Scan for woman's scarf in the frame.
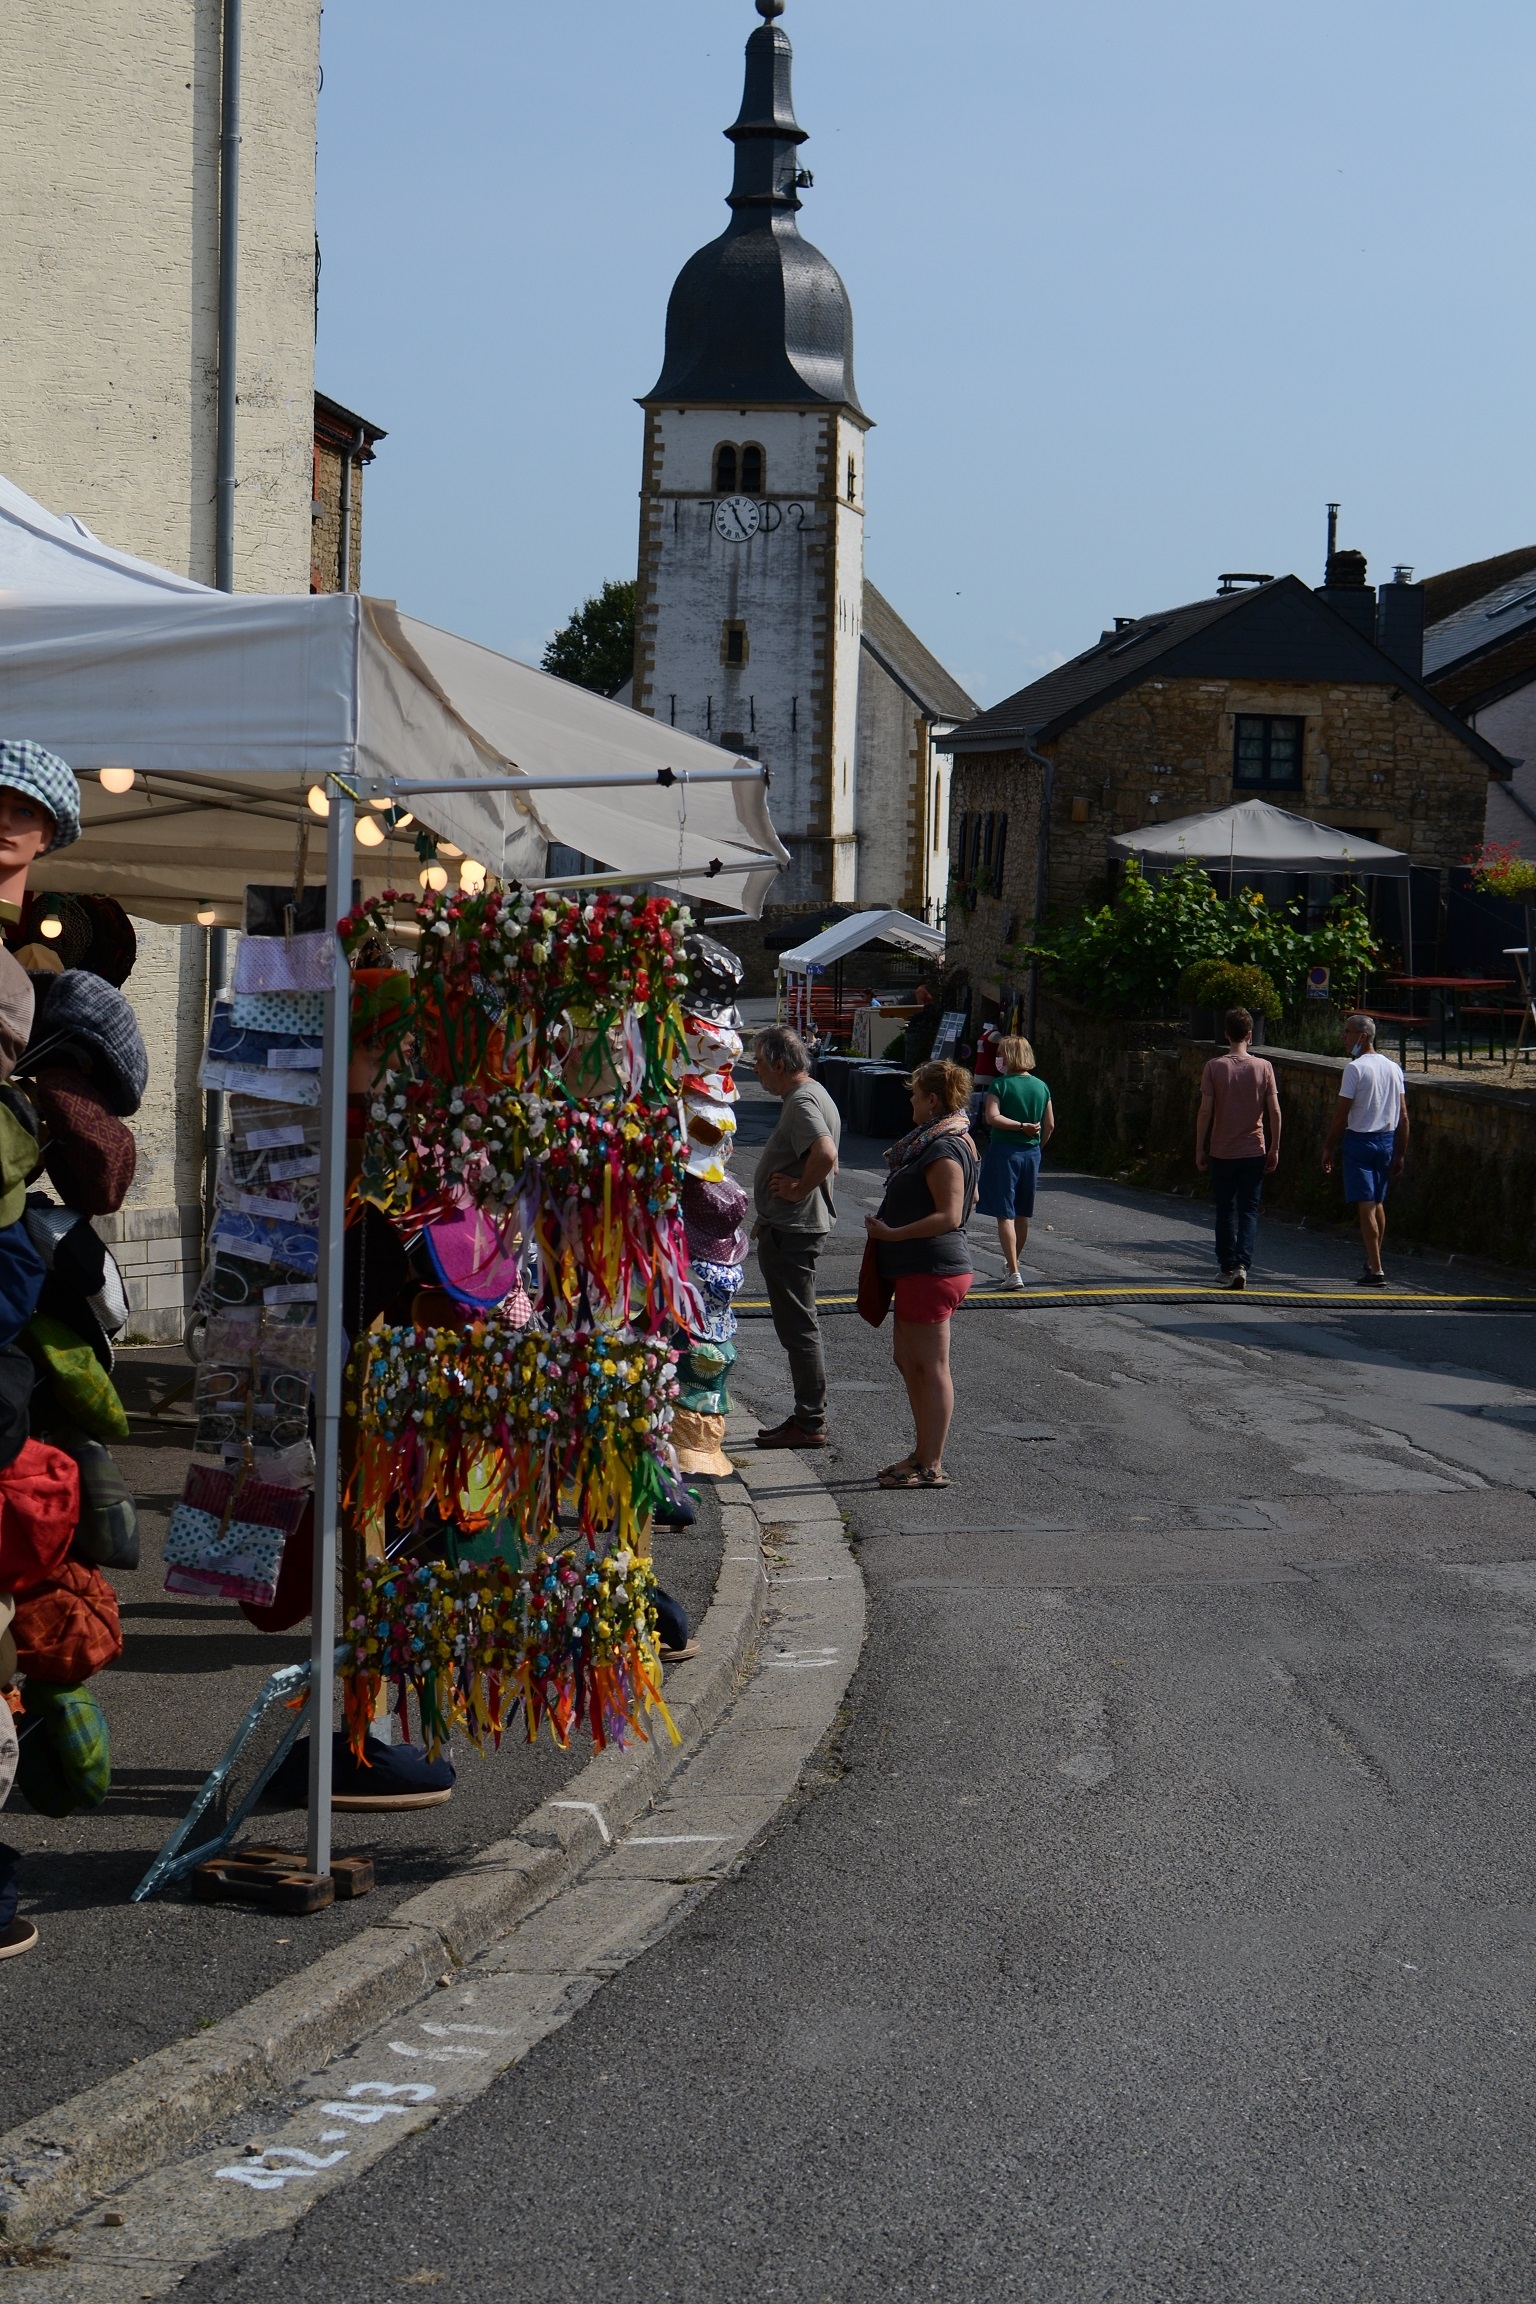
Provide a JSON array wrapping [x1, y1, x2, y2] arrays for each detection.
[[883, 1111, 974, 1173]]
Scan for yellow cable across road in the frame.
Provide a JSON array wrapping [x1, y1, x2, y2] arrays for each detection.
[[734, 1287, 1534, 1311]]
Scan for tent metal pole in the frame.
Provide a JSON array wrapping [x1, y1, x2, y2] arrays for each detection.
[[379, 767, 764, 798], [214, 0, 241, 592], [306, 784, 353, 1878]]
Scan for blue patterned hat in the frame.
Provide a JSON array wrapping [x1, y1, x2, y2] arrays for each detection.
[[0, 740, 81, 851]]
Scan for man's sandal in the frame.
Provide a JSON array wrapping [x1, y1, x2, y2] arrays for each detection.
[[876, 1463, 950, 1489]]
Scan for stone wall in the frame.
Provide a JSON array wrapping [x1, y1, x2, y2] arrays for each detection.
[[947, 673, 1500, 981], [1030, 994, 1536, 1269]]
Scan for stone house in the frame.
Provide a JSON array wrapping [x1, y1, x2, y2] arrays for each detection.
[[939, 572, 1513, 993]]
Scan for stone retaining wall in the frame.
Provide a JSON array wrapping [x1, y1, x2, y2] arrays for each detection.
[[1032, 996, 1536, 1268]]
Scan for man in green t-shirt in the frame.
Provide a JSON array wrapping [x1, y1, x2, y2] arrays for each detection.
[[751, 1025, 841, 1450], [977, 1035, 1054, 1288]]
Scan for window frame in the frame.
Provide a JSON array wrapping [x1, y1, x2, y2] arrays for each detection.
[[740, 442, 765, 494], [1232, 713, 1305, 792], [713, 443, 738, 495], [720, 619, 749, 668]]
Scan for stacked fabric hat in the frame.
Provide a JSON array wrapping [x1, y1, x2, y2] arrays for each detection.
[[672, 962, 748, 1480]]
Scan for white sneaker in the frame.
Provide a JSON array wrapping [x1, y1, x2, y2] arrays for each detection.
[[998, 1270, 1027, 1291]]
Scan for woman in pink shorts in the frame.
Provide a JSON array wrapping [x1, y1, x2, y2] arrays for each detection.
[[863, 1060, 978, 1489]]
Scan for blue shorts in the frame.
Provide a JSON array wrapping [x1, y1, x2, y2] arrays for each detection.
[[977, 1141, 1041, 1220], [1342, 1127, 1397, 1205]]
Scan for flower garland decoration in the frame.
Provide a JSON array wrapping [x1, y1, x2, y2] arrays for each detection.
[[350, 1319, 679, 1547], [340, 1545, 674, 1759], [360, 1077, 696, 1328], [338, 883, 692, 1092]]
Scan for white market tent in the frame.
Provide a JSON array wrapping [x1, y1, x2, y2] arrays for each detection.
[[778, 907, 945, 974], [0, 469, 791, 1891], [1108, 797, 1409, 881], [0, 473, 790, 923]]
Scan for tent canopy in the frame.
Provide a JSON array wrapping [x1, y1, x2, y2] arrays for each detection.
[[1107, 798, 1409, 880], [0, 474, 789, 921], [778, 907, 945, 975]]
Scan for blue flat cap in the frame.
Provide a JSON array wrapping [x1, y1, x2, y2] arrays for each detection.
[[0, 740, 81, 851]]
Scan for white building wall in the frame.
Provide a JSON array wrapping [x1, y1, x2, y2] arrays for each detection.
[[1476, 685, 1536, 854], [827, 413, 865, 903], [0, 0, 322, 1335], [636, 404, 867, 909]]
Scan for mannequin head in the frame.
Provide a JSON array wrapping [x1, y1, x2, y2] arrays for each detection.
[[0, 786, 56, 908]]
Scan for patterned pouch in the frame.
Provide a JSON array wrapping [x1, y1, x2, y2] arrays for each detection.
[[232, 991, 327, 1035], [233, 932, 335, 994]]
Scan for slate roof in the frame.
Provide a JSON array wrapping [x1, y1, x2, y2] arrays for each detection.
[[643, 7, 864, 415], [860, 584, 976, 722], [1420, 550, 1536, 717], [937, 575, 1511, 778]]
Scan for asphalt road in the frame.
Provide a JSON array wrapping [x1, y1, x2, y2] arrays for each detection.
[[6, 1350, 722, 2126], [180, 1089, 1536, 2300]]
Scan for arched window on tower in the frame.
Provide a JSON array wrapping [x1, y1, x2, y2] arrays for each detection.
[[740, 443, 764, 494], [714, 443, 738, 494]]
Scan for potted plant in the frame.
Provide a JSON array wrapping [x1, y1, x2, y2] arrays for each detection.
[[1177, 958, 1282, 1045], [1464, 842, 1536, 978]]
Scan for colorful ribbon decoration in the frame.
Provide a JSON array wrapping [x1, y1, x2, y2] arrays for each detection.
[[350, 1320, 678, 1549], [340, 1546, 676, 1759]]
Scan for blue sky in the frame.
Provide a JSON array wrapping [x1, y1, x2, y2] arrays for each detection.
[[316, 0, 1535, 709]]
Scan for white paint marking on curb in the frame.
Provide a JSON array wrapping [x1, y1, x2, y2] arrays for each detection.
[[549, 1798, 612, 1843], [765, 1648, 841, 1668], [387, 2041, 488, 2062], [625, 1834, 729, 1846], [418, 2022, 512, 2039]]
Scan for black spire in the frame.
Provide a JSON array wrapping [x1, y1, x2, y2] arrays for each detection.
[[643, 1, 866, 417]]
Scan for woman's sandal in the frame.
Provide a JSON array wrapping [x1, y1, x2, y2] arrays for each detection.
[[876, 1463, 951, 1489]]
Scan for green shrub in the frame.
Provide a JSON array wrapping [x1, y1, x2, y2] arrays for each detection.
[[1008, 860, 1377, 1019], [1178, 958, 1282, 1023]]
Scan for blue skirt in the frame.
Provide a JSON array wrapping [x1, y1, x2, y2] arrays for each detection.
[[977, 1141, 1041, 1220]]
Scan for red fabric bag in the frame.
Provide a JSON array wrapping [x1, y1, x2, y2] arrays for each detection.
[[239, 1497, 314, 1633], [0, 1437, 82, 1595], [856, 1238, 894, 1329], [13, 1558, 122, 1680]]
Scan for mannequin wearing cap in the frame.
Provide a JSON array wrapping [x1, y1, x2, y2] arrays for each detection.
[[0, 738, 85, 1078]]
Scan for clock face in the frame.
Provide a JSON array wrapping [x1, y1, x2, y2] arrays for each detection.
[[714, 494, 762, 543]]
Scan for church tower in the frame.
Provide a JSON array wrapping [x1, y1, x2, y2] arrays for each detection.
[[633, 0, 869, 910]]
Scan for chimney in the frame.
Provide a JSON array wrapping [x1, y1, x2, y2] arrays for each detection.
[[1375, 567, 1424, 679], [1318, 544, 1376, 638]]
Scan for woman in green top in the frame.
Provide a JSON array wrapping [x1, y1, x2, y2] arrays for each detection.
[[977, 1035, 1054, 1289]]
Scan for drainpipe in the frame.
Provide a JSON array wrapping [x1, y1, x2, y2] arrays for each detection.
[[204, 0, 240, 1267], [214, 0, 241, 591], [1022, 733, 1055, 1041]]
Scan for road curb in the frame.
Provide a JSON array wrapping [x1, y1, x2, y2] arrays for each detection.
[[0, 1429, 774, 2249]]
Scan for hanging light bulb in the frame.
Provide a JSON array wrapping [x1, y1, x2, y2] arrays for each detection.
[[98, 766, 136, 796], [38, 909, 63, 939], [368, 794, 394, 812], [438, 841, 463, 859], [195, 903, 218, 926], [393, 810, 415, 830], [419, 864, 449, 893], [459, 859, 487, 895], [355, 816, 385, 848], [306, 785, 330, 818]]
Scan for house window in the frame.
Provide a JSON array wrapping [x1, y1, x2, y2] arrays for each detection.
[[1233, 714, 1304, 790], [740, 443, 764, 493], [932, 773, 942, 851], [991, 813, 1009, 898], [721, 620, 748, 667], [846, 455, 857, 500], [714, 443, 738, 494]]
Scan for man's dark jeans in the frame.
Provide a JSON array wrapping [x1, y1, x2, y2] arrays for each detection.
[[756, 1223, 827, 1431], [1209, 1155, 1266, 1274]]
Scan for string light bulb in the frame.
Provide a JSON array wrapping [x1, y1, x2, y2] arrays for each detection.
[[438, 841, 463, 859], [98, 766, 136, 796], [355, 816, 385, 848], [38, 911, 63, 939], [195, 903, 218, 926], [306, 785, 330, 818], [419, 864, 449, 893], [459, 860, 487, 895]]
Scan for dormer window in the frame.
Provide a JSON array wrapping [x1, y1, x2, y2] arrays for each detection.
[[714, 444, 738, 494], [740, 443, 764, 493]]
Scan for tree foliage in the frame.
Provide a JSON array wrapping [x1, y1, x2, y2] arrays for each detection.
[[541, 579, 637, 696], [1012, 860, 1378, 1018]]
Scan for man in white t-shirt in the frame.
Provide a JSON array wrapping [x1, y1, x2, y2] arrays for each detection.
[[1321, 1013, 1409, 1287]]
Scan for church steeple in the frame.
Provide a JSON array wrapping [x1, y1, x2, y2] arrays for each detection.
[[642, 0, 865, 416]]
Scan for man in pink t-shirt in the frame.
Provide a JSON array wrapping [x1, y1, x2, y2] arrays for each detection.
[[1194, 1006, 1282, 1291]]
